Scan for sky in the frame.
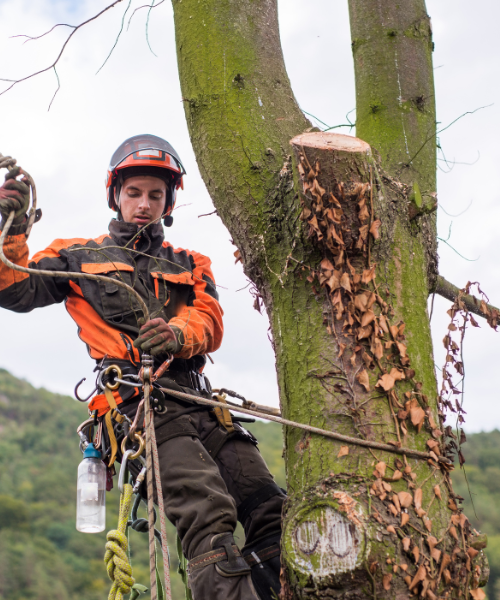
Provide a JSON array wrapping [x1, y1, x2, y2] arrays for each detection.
[[0, 0, 499, 432]]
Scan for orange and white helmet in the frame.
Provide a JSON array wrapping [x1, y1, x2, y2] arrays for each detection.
[[106, 134, 186, 226]]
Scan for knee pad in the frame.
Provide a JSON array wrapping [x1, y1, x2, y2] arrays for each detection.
[[237, 482, 285, 525]]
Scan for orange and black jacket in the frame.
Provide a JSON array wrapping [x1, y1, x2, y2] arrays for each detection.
[[0, 218, 223, 414]]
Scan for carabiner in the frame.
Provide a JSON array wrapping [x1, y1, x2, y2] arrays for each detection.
[[119, 449, 135, 493]]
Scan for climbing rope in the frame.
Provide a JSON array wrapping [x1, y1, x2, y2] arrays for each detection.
[[149, 402, 172, 596], [0, 155, 150, 321], [159, 387, 453, 466], [143, 357, 172, 600], [104, 483, 136, 600]]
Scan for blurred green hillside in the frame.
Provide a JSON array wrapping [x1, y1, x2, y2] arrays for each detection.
[[0, 369, 284, 600], [0, 368, 499, 598]]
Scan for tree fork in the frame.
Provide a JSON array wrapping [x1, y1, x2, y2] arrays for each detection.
[[171, 0, 488, 596]]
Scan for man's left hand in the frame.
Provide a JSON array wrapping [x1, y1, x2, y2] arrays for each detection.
[[133, 318, 183, 356]]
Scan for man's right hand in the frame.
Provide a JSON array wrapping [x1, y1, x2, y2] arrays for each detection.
[[0, 167, 30, 225]]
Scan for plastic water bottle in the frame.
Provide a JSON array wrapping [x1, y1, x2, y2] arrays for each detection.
[[76, 443, 106, 533]]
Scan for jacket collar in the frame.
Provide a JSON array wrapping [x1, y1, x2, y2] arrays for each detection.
[[108, 219, 164, 254]]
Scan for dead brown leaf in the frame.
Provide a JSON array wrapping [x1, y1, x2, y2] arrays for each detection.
[[337, 445, 349, 458], [361, 265, 376, 284], [390, 368, 405, 382], [396, 342, 407, 358], [401, 513, 409, 526], [398, 491, 413, 508], [326, 274, 340, 290], [375, 461, 387, 478], [371, 336, 384, 360], [434, 485, 442, 500], [340, 272, 351, 292], [370, 219, 381, 239], [414, 488, 423, 510], [409, 565, 426, 590], [410, 405, 426, 429], [361, 309, 375, 327], [376, 373, 396, 391], [357, 325, 372, 340], [382, 573, 392, 591], [354, 292, 369, 312], [320, 257, 335, 273], [356, 369, 370, 392], [402, 537, 411, 552], [378, 314, 389, 333], [470, 589, 486, 600]]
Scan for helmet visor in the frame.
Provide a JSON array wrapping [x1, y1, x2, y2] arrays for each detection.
[[109, 134, 186, 174]]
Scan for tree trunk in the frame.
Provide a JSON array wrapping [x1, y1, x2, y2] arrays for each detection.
[[171, 0, 488, 597], [349, 0, 438, 287]]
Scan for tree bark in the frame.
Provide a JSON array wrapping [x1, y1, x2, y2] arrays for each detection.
[[171, 0, 488, 598], [349, 0, 438, 288]]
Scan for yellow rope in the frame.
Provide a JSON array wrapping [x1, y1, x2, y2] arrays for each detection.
[[104, 483, 135, 600]]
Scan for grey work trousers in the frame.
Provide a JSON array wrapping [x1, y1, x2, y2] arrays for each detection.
[[154, 410, 283, 557], [118, 405, 284, 599]]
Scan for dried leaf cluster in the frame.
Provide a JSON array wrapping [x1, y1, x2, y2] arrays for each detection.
[[439, 282, 499, 467], [297, 153, 487, 598]]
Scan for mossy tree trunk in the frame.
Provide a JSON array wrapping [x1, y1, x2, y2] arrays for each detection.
[[171, 0, 488, 597]]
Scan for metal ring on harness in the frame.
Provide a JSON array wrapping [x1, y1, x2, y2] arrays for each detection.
[[121, 431, 145, 460], [103, 364, 123, 390]]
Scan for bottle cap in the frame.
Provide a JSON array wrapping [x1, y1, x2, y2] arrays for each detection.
[[83, 443, 102, 459]]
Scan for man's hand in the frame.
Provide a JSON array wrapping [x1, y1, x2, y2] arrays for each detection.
[[0, 167, 30, 225], [133, 318, 183, 356]]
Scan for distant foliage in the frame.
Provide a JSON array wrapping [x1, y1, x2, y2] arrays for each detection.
[[450, 430, 500, 599], [0, 369, 286, 599]]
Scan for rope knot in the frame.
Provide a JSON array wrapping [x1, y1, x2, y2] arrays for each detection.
[[104, 483, 136, 600]]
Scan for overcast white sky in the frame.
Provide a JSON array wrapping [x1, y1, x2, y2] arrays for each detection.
[[0, 0, 499, 432]]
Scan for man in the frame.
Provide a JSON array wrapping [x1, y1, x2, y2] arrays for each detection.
[[0, 135, 284, 600]]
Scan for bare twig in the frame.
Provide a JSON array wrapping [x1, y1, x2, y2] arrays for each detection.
[[0, 0, 125, 101], [407, 104, 493, 166], [127, 0, 165, 32], [96, 0, 133, 74], [198, 210, 217, 218]]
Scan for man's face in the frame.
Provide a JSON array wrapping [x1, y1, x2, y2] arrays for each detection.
[[119, 175, 167, 226]]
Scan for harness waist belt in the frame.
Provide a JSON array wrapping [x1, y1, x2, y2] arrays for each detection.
[[100, 359, 212, 394]]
